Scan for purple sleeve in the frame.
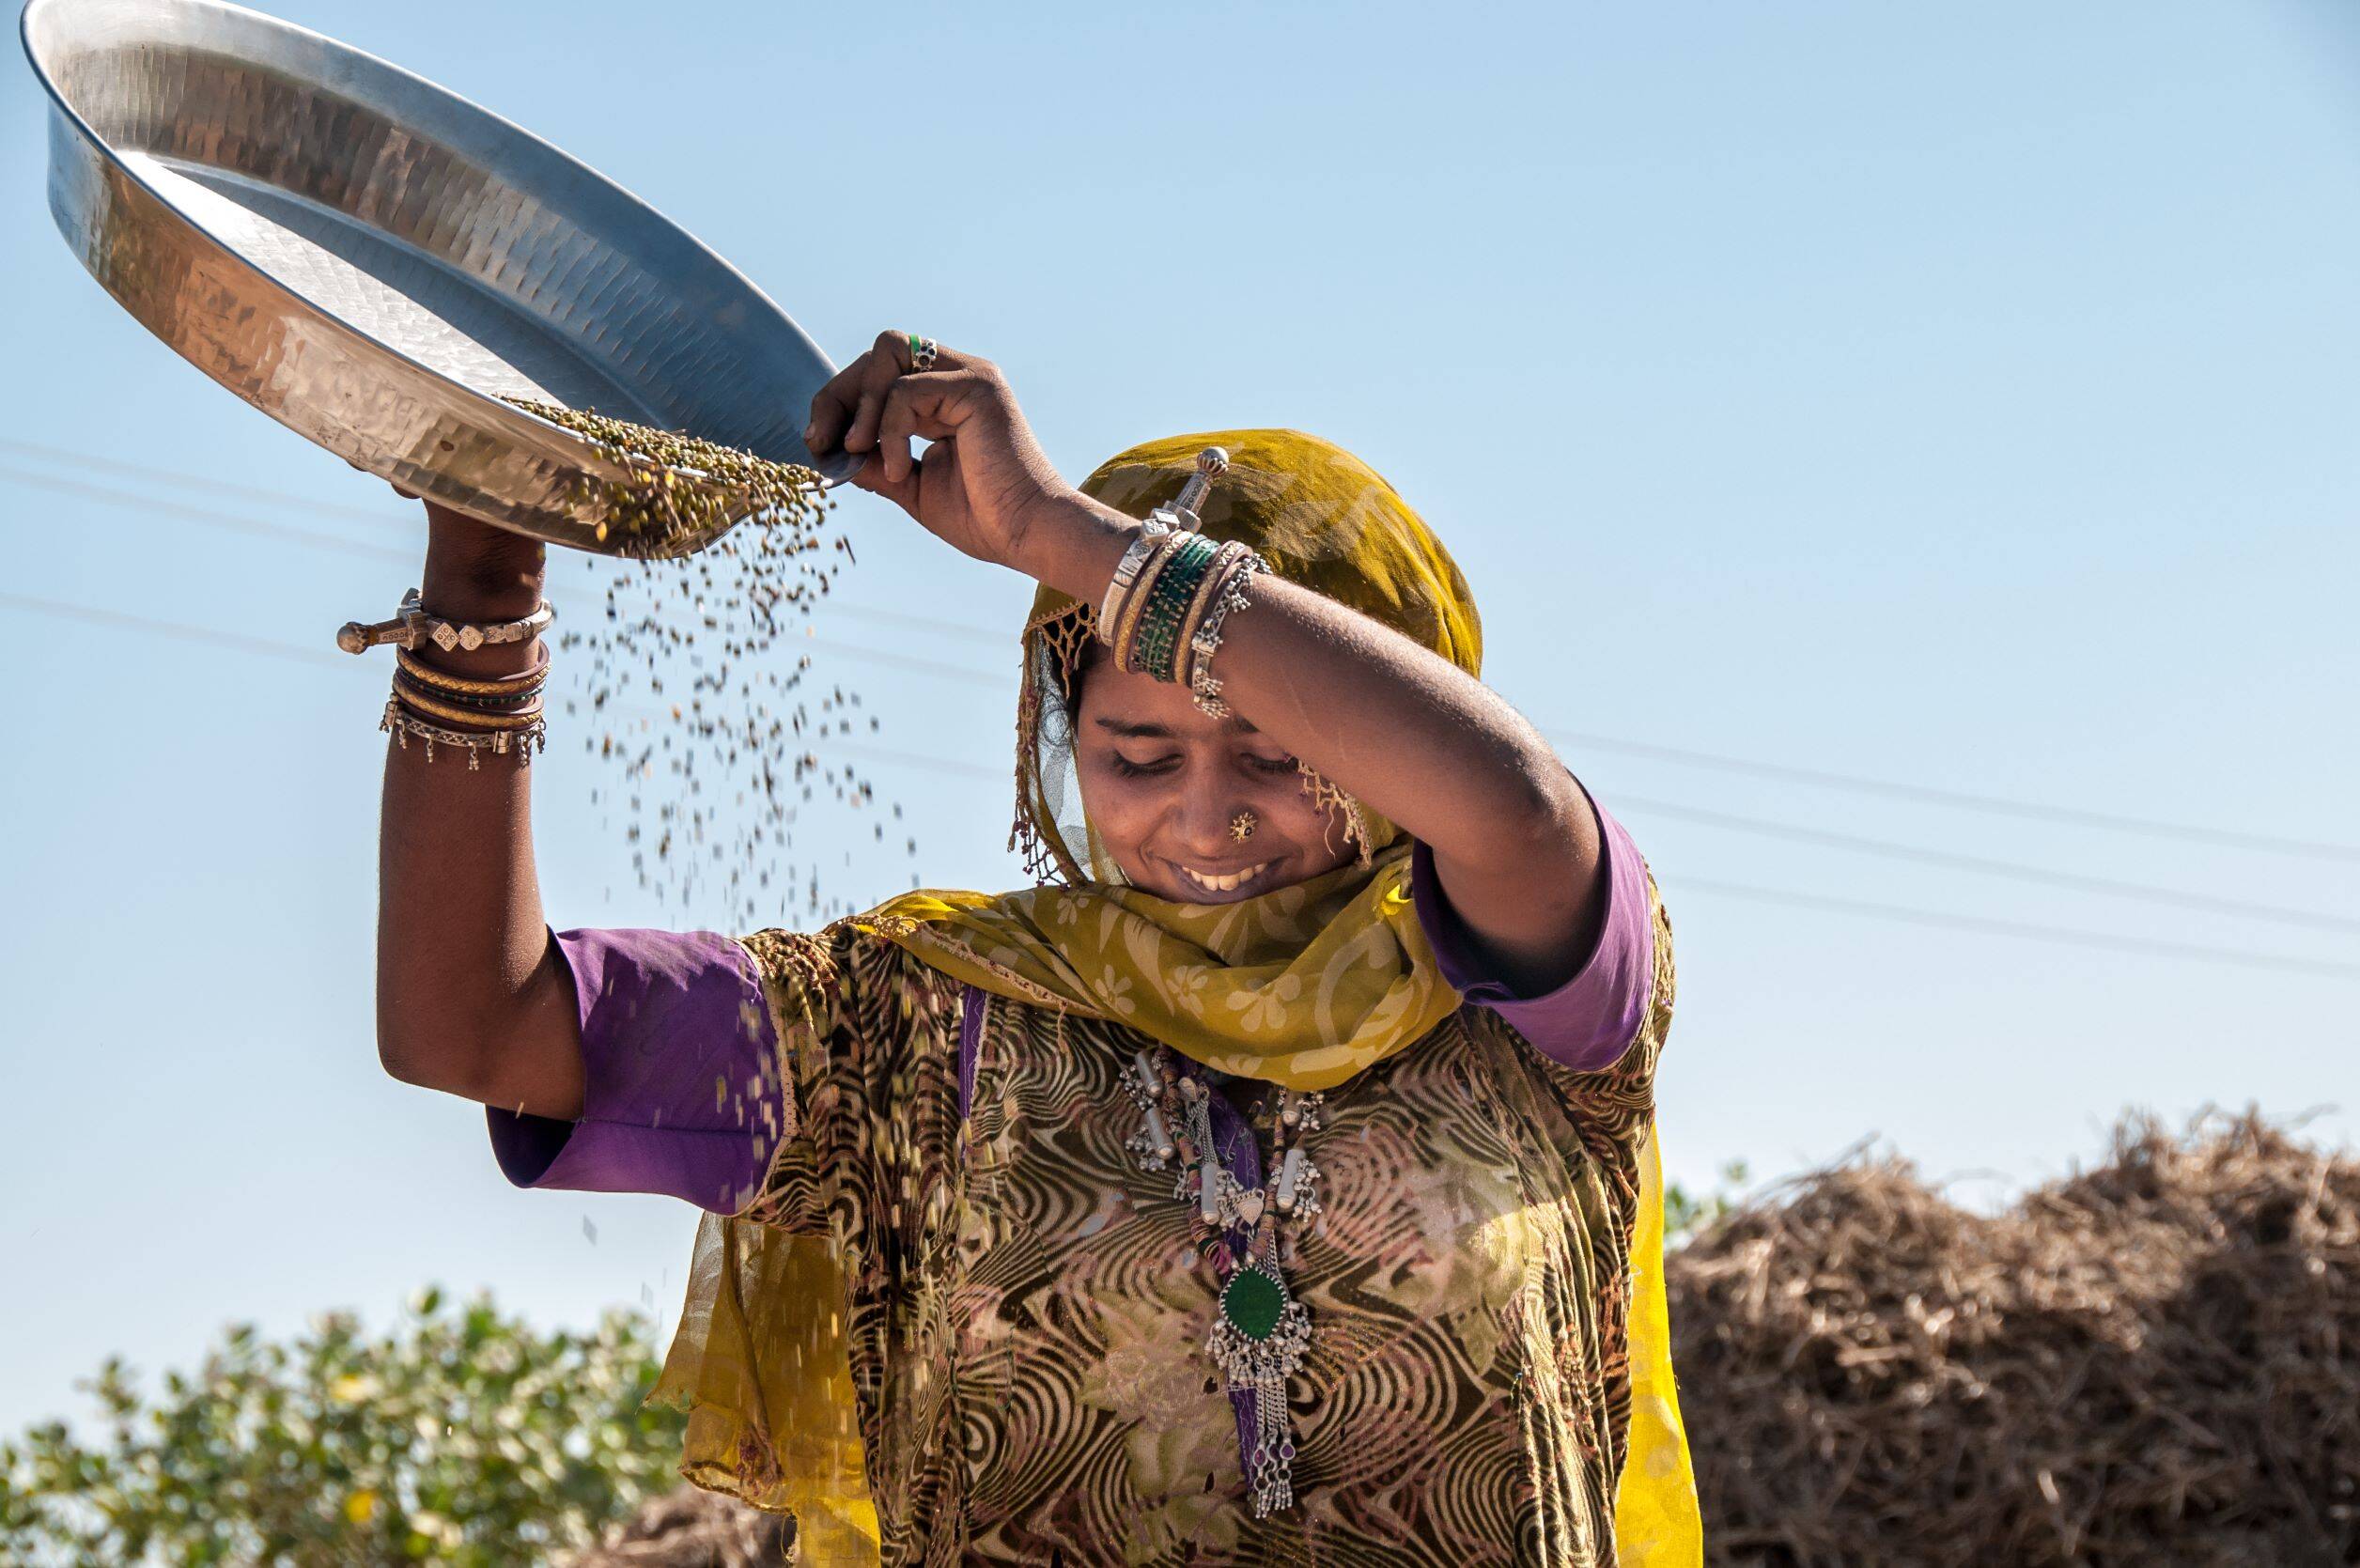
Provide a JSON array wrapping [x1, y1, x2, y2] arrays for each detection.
[[1410, 782, 1655, 1074], [485, 928, 784, 1214]]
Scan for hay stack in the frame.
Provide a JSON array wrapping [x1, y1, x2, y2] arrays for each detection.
[[1669, 1110, 2359, 1566], [567, 1483, 794, 1567]]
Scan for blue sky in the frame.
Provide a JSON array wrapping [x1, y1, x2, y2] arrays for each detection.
[[3, 0, 2355, 1435]]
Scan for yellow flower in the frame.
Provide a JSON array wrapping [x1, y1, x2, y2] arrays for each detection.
[[344, 1488, 379, 1525], [1167, 964, 1212, 1018], [1227, 973, 1301, 1033]]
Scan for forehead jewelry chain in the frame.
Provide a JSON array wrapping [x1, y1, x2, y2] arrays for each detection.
[[1230, 810, 1258, 843]]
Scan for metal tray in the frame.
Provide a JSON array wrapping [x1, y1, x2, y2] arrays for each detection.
[[22, 0, 858, 557]]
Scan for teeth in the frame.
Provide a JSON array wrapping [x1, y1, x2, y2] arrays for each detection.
[[1180, 861, 1268, 893]]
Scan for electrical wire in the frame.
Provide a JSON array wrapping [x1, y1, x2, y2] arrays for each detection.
[[1612, 796, 2360, 935], [782, 630, 2360, 934], [0, 437, 412, 526], [1672, 877, 2360, 982], [0, 589, 348, 668], [8, 434, 2353, 861], [15, 586, 2342, 982], [0, 465, 411, 565], [1536, 724, 2360, 863]]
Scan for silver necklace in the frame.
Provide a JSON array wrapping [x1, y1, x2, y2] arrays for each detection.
[[1120, 1046, 1325, 1515]]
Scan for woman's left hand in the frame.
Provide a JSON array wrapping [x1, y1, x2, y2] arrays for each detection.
[[806, 331, 1070, 574]]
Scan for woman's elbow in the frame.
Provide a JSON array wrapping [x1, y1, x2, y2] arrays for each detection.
[[375, 1001, 493, 1098], [377, 1028, 471, 1094], [1481, 753, 1593, 871]]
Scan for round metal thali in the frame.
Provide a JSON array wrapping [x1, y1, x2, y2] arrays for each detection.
[[22, 0, 859, 557]]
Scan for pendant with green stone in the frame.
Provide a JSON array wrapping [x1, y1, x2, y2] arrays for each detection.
[[1207, 1261, 1312, 1388]]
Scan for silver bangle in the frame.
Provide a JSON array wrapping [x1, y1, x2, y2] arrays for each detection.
[[1095, 509, 1178, 643], [380, 695, 548, 770], [1187, 549, 1268, 718], [1095, 449, 1231, 642], [339, 588, 554, 656]]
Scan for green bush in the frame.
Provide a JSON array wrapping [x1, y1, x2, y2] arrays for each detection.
[[0, 1287, 685, 1566]]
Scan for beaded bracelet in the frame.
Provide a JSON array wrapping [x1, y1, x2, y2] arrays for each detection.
[[394, 673, 544, 721], [1172, 538, 1245, 675], [1127, 534, 1221, 683], [394, 645, 549, 714]]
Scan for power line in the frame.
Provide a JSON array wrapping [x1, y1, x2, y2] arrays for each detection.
[[1617, 795, 2360, 935], [11, 435, 2358, 861], [800, 598, 1008, 651], [0, 590, 348, 668], [1539, 724, 2360, 863], [1669, 877, 2360, 983], [799, 633, 1002, 691], [583, 684, 2360, 978], [0, 452, 1010, 650], [0, 437, 414, 527], [13, 438, 2360, 927], [792, 633, 2360, 935], [0, 466, 411, 565], [1, 585, 2348, 983]]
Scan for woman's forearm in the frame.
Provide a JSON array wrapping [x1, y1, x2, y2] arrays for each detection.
[[374, 509, 583, 1118], [1016, 489, 1601, 983], [1019, 491, 1587, 862]]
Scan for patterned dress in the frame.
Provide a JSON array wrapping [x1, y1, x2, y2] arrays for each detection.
[[489, 819, 1672, 1567]]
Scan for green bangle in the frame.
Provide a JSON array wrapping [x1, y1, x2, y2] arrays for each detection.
[[1127, 533, 1219, 683], [1128, 544, 1203, 682]]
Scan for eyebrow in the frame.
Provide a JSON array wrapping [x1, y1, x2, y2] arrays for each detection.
[[1093, 717, 1260, 739]]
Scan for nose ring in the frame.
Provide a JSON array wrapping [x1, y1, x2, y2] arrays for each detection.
[[1230, 810, 1258, 843]]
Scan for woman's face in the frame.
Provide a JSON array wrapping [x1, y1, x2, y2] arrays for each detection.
[[1072, 658, 1356, 903]]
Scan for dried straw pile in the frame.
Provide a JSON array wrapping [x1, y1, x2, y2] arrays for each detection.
[[568, 1483, 795, 1568], [1669, 1110, 2359, 1566], [575, 1112, 2356, 1566]]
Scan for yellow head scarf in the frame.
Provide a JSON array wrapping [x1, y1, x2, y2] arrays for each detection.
[[859, 430, 1482, 1087], [660, 429, 1699, 1565]]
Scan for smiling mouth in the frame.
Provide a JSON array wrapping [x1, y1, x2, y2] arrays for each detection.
[[1174, 859, 1276, 894]]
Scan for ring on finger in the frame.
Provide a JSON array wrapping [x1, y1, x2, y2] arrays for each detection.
[[907, 333, 939, 371]]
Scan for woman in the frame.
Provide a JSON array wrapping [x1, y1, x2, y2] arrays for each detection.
[[374, 333, 1700, 1566]]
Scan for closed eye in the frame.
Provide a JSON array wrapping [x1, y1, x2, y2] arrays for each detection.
[[1109, 753, 1182, 777]]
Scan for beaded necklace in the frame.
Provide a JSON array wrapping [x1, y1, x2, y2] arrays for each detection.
[[1119, 1046, 1326, 1516]]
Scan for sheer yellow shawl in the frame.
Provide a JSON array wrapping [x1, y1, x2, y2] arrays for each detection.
[[656, 430, 1700, 1565]]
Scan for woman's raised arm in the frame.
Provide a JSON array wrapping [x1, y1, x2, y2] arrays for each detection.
[[810, 334, 1604, 995], [374, 502, 584, 1119], [1022, 498, 1603, 993]]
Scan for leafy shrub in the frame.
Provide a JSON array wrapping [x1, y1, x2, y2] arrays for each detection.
[[0, 1287, 685, 1566]]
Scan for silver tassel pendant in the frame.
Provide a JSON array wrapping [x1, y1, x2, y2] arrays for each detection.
[[1204, 1257, 1311, 1518]]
